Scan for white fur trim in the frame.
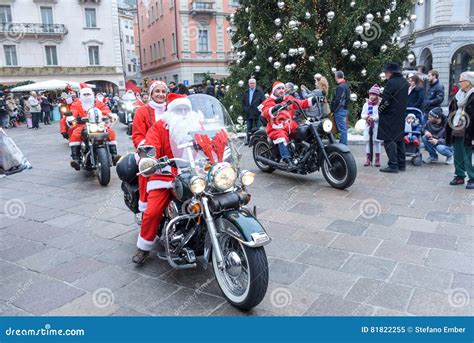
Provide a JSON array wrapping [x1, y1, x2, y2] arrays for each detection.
[[69, 142, 81, 146], [108, 141, 117, 145], [138, 139, 146, 147], [138, 200, 148, 212], [167, 98, 192, 113], [273, 138, 287, 144], [137, 234, 156, 251], [272, 82, 285, 94], [146, 180, 174, 193], [272, 123, 284, 129]]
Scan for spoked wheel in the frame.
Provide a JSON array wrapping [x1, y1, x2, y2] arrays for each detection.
[[321, 149, 357, 190], [212, 232, 268, 310], [96, 148, 111, 186], [252, 140, 275, 173]]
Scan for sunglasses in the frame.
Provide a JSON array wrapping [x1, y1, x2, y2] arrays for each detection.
[[174, 107, 190, 115]]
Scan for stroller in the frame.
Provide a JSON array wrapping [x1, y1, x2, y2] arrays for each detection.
[[404, 107, 424, 166]]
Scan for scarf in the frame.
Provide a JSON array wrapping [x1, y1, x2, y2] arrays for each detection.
[[148, 100, 166, 121], [453, 87, 474, 126], [367, 99, 379, 128]]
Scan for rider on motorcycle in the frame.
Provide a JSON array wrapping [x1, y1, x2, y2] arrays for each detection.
[[59, 91, 77, 139], [132, 93, 201, 264], [68, 84, 120, 170], [261, 81, 316, 168], [132, 80, 168, 212]]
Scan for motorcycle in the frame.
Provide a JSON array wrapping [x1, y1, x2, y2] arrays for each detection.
[[69, 108, 115, 186], [250, 98, 357, 190], [118, 100, 136, 135], [116, 94, 271, 310]]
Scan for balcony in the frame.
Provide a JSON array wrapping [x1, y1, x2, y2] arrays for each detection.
[[0, 23, 68, 39], [190, 0, 216, 15]]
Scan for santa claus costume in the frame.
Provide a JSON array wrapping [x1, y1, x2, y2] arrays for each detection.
[[68, 83, 120, 170], [133, 94, 194, 264], [132, 80, 168, 212], [59, 87, 77, 139], [260, 81, 314, 165]]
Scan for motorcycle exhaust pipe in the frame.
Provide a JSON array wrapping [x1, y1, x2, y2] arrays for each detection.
[[255, 155, 287, 169]]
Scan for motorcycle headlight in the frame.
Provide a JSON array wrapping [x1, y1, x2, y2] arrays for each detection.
[[190, 176, 207, 194], [240, 170, 256, 186], [98, 122, 106, 132], [321, 119, 333, 133], [121, 104, 126, 109], [89, 123, 98, 133], [126, 103, 134, 111], [138, 158, 157, 177], [211, 162, 237, 191]]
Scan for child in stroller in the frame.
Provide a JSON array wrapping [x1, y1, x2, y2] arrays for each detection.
[[404, 108, 424, 166]]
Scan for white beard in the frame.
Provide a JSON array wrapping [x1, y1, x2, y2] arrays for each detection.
[[164, 110, 202, 145], [80, 97, 94, 111]]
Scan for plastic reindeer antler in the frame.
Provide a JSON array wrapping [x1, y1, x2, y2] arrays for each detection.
[[212, 129, 228, 163], [194, 133, 215, 164]]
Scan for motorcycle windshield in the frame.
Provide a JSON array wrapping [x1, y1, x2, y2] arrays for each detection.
[[169, 94, 240, 175], [87, 108, 103, 124]]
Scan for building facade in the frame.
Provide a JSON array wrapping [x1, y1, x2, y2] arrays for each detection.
[[0, 0, 125, 94], [137, 0, 239, 86], [401, 0, 474, 104], [118, 6, 141, 84]]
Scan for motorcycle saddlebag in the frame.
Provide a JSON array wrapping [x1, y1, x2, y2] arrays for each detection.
[[116, 153, 138, 183], [121, 181, 140, 214]]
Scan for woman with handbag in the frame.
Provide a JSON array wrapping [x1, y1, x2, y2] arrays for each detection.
[[301, 76, 330, 120]]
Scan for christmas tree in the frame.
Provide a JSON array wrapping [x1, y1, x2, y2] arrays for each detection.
[[222, 0, 419, 122]]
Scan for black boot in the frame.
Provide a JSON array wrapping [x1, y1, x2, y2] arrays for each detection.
[[108, 144, 121, 166], [132, 248, 149, 264], [70, 145, 81, 170]]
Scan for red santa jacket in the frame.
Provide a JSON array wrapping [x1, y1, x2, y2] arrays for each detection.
[[59, 99, 79, 134], [142, 120, 176, 193], [70, 99, 111, 118], [132, 103, 165, 148]]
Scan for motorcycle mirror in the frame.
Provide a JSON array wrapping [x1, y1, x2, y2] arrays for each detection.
[[275, 96, 284, 104], [138, 145, 156, 158]]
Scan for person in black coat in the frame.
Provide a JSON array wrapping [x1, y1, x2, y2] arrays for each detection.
[[407, 74, 425, 110], [242, 78, 265, 145], [377, 62, 409, 173], [423, 69, 445, 118]]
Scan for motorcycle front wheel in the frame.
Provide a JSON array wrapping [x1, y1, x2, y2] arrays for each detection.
[[321, 149, 357, 190], [212, 233, 268, 310], [96, 148, 111, 186]]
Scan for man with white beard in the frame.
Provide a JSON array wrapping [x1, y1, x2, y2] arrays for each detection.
[[68, 84, 120, 170], [132, 93, 201, 264]]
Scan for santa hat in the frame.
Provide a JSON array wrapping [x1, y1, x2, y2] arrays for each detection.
[[166, 93, 191, 112], [148, 80, 168, 97], [368, 84, 381, 96], [271, 81, 285, 94], [79, 82, 93, 96]]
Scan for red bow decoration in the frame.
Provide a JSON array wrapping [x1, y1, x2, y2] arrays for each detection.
[[194, 129, 228, 164]]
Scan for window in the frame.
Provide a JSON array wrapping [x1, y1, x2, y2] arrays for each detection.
[[198, 29, 209, 52], [126, 35, 129, 44], [133, 64, 136, 72], [85, 8, 97, 28], [0, 5, 12, 23], [155, 1, 158, 18], [41, 7, 54, 33], [149, 45, 153, 61], [424, 0, 431, 27], [127, 50, 131, 58], [169, 0, 174, 9], [230, 0, 240, 6], [171, 32, 176, 54], [470, 1, 474, 22], [128, 64, 132, 72], [45, 45, 58, 66], [157, 41, 161, 59], [131, 36, 134, 44], [160, 0, 163, 15], [151, 5, 154, 21], [141, 16, 144, 31], [88, 46, 99, 65], [153, 43, 157, 60], [162, 38, 165, 58], [4, 45, 17, 66], [124, 20, 128, 29], [143, 48, 146, 63]]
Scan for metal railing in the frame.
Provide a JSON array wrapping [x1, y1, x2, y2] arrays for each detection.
[[0, 23, 68, 36]]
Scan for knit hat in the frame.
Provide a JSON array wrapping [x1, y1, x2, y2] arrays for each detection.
[[272, 81, 285, 94], [368, 84, 381, 96], [428, 107, 444, 118], [460, 71, 474, 85], [406, 113, 416, 121], [148, 80, 168, 97], [166, 93, 191, 112]]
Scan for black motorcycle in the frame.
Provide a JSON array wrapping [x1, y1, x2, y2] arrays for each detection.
[[250, 98, 357, 190], [118, 100, 136, 135], [116, 94, 270, 310], [72, 108, 115, 186]]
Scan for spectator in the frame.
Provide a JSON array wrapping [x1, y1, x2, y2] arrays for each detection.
[[242, 78, 265, 145], [0, 91, 8, 129], [205, 80, 215, 97], [378, 62, 409, 173], [40, 93, 52, 125], [168, 82, 179, 94], [407, 74, 425, 110], [301, 76, 330, 120], [330, 71, 350, 145], [22, 95, 32, 129], [361, 84, 382, 167], [216, 85, 225, 99], [177, 83, 190, 95], [446, 71, 474, 189], [422, 107, 453, 164], [285, 82, 300, 99], [6, 93, 19, 127], [28, 91, 42, 130], [423, 69, 445, 120], [141, 93, 149, 104]]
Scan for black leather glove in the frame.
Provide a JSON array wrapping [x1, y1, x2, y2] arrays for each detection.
[[61, 132, 69, 139], [271, 104, 284, 115]]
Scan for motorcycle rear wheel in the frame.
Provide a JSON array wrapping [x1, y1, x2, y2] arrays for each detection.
[[97, 148, 111, 186], [252, 140, 275, 173], [212, 232, 268, 310]]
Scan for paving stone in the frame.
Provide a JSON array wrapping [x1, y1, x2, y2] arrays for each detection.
[[0, 215, 29, 229], [363, 225, 412, 244], [94, 243, 137, 268], [46, 256, 108, 283], [425, 211, 466, 225], [341, 255, 397, 280], [374, 241, 428, 265], [304, 294, 374, 316], [2, 221, 69, 244], [436, 223, 472, 239], [43, 214, 86, 229], [0, 239, 46, 262], [293, 266, 358, 296], [326, 219, 368, 236], [90, 222, 135, 240], [160, 266, 222, 298], [345, 278, 413, 312], [111, 306, 149, 316], [387, 205, 426, 219], [46, 293, 120, 316], [0, 232, 27, 251], [68, 237, 123, 258], [329, 234, 381, 255], [126, 253, 174, 279], [288, 202, 324, 216], [393, 217, 439, 233], [456, 238, 473, 256], [209, 303, 276, 316], [425, 249, 474, 275], [17, 248, 78, 273], [113, 230, 139, 245], [390, 263, 452, 292], [0, 259, 24, 277], [292, 229, 338, 247], [72, 265, 140, 292], [356, 213, 398, 227], [44, 230, 93, 249], [268, 258, 309, 286], [295, 245, 350, 270], [373, 308, 409, 316], [451, 273, 474, 298], [0, 300, 32, 316], [407, 288, 473, 316], [265, 237, 309, 261], [407, 231, 457, 251]]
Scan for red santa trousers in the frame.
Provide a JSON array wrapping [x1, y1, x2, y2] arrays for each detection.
[[68, 125, 117, 147]]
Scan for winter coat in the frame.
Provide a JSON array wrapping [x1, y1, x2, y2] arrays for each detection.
[[446, 92, 474, 147], [242, 87, 265, 120], [40, 97, 51, 112], [423, 114, 448, 146], [205, 85, 215, 97], [407, 85, 424, 110], [361, 102, 381, 142], [132, 103, 165, 148], [6, 97, 17, 113], [330, 81, 350, 112], [301, 88, 328, 120], [377, 73, 409, 142], [423, 80, 445, 113], [28, 96, 41, 113]]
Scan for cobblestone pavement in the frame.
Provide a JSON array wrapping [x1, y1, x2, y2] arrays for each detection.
[[0, 123, 472, 316]]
